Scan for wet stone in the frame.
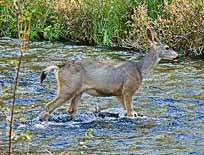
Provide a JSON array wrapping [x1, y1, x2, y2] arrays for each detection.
[[96, 111, 120, 119], [39, 111, 121, 123]]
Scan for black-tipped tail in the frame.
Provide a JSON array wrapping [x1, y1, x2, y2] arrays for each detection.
[[40, 71, 47, 84], [40, 65, 59, 84]]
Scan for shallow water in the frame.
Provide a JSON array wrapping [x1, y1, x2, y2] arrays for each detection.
[[0, 38, 204, 155]]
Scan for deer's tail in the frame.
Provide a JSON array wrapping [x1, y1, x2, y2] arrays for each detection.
[[40, 65, 59, 84]]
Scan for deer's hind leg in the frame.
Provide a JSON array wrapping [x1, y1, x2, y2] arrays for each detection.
[[41, 93, 74, 121], [41, 84, 77, 121], [68, 93, 82, 118]]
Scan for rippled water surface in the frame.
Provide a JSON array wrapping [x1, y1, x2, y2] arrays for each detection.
[[0, 38, 204, 154]]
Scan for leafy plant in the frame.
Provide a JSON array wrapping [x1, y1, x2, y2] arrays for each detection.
[[0, 0, 204, 55]]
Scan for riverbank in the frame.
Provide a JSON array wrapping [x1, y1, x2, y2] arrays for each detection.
[[0, 0, 204, 56]]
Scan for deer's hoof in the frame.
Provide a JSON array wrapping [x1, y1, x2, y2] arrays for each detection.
[[133, 111, 138, 117], [127, 111, 138, 118], [68, 107, 75, 114], [39, 111, 50, 121]]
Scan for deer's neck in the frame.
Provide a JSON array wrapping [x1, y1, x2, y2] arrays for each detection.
[[139, 49, 160, 77]]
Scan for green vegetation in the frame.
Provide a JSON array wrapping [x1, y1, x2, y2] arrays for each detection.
[[0, 0, 204, 55]]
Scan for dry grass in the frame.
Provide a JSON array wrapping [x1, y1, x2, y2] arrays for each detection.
[[123, 4, 151, 49], [1, 0, 204, 55], [126, 0, 204, 55], [155, 0, 204, 55]]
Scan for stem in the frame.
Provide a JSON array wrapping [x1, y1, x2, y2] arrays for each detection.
[[8, 50, 23, 155], [8, 1, 30, 154]]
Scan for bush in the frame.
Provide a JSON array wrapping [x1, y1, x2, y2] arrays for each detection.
[[155, 0, 204, 55], [0, 0, 204, 55], [0, 0, 70, 40], [0, 0, 17, 37], [53, 0, 129, 45], [127, 0, 204, 55]]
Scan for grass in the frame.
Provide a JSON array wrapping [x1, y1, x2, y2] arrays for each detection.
[[0, 0, 203, 55]]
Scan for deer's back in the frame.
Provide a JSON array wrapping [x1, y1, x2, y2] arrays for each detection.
[[58, 60, 142, 96], [81, 60, 142, 96]]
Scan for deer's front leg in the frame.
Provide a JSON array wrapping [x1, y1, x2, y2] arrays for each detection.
[[116, 95, 126, 110], [123, 93, 137, 117]]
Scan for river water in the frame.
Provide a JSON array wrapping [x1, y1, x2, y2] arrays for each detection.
[[0, 38, 204, 154]]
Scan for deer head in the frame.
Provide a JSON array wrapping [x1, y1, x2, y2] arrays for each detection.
[[147, 28, 178, 60]]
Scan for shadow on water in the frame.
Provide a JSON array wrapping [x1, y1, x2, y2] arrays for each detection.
[[0, 37, 204, 154]]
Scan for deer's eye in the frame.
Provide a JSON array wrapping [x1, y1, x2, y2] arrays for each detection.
[[165, 47, 169, 50]]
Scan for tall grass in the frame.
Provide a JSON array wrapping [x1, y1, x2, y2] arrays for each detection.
[[0, 0, 17, 36], [89, 0, 128, 45], [53, 0, 129, 45], [145, 0, 166, 18], [0, 0, 70, 40], [0, 0, 204, 55]]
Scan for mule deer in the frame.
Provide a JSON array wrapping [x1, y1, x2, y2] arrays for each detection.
[[39, 28, 178, 121]]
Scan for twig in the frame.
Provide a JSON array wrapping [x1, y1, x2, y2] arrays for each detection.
[[8, 1, 31, 154], [8, 47, 24, 155]]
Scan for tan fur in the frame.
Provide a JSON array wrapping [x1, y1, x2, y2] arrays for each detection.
[[40, 28, 178, 121]]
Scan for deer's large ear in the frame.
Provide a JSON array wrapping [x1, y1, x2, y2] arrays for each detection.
[[146, 27, 154, 43], [147, 27, 160, 43]]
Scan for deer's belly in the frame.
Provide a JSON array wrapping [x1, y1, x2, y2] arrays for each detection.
[[86, 89, 119, 97]]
